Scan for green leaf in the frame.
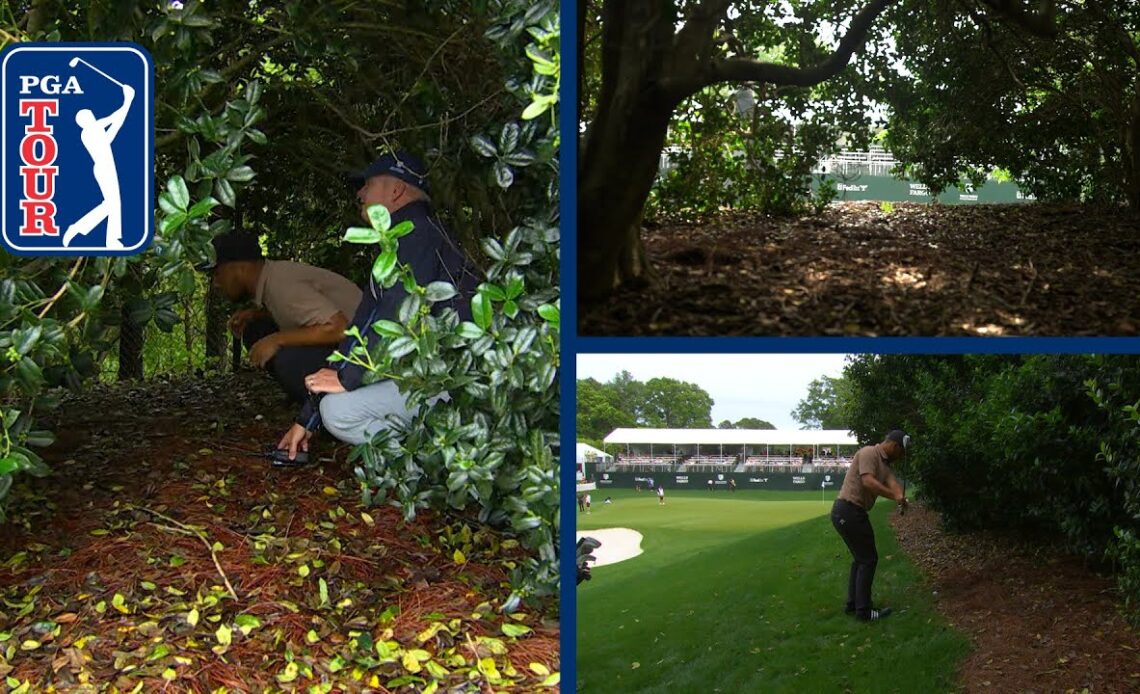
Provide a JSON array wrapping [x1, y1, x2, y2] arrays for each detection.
[[471, 293, 492, 331], [503, 300, 519, 319], [537, 304, 559, 326], [168, 176, 190, 210], [371, 251, 398, 286], [504, 150, 538, 167], [371, 320, 405, 338], [501, 623, 532, 638], [215, 623, 232, 646], [479, 284, 507, 302], [424, 282, 457, 303], [12, 326, 41, 357], [226, 166, 255, 183], [367, 204, 391, 232], [388, 336, 416, 359], [319, 578, 329, 607], [470, 135, 497, 158], [499, 122, 520, 154], [344, 226, 382, 244], [214, 178, 235, 207], [234, 614, 261, 635], [0, 458, 18, 476], [493, 161, 515, 189], [188, 197, 219, 218], [521, 100, 549, 120], [388, 220, 415, 239], [456, 322, 484, 339]]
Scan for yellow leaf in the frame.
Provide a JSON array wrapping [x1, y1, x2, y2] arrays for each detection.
[[20, 640, 41, 650], [542, 672, 560, 687], [298, 564, 310, 578], [368, 675, 380, 688], [215, 624, 232, 647], [162, 668, 177, 681], [112, 593, 129, 614], [631, 662, 640, 669], [453, 549, 466, 565], [360, 512, 374, 525], [402, 651, 423, 673], [306, 630, 320, 644], [423, 681, 439, 694], [187, 608, 199, 627], [529, 662, 550, 677], [479, 657, 501, 682], [88, 529, 109, 536], [276, 661, 298, 683], [322, 486, 337, 496]]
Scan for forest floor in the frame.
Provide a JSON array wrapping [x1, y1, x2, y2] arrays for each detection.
[[892, 503, 1140, 693], [0, 372, 558, 692], [580, 202, 1140, 336]]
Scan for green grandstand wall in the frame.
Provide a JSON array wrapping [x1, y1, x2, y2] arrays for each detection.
[[813, 174, 1034, 204]]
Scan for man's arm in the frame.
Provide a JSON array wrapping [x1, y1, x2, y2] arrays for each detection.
[[268, 311, 349, 348], [860, 472, 904, 502]]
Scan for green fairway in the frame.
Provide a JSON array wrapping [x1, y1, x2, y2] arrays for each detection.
[[577, 489, 969, 693]]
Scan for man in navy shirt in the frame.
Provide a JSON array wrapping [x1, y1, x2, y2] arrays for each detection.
[[276, 151, 479, 461]]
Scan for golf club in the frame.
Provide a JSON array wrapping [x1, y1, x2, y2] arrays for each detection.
[[68, 57, 125, 88]]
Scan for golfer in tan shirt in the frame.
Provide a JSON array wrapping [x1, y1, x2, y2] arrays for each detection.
[[831, 430, 910, 621]]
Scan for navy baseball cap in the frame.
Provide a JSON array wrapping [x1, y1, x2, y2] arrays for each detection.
[[195, 232, 264, 271], [886, 429, 911, 450], [348, 150, 430, 195]]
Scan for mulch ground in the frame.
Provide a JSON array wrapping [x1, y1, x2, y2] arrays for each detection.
[[0, 372, 558, 692], [580, 202, 1140, 336], [892, 503, 1140, 693]]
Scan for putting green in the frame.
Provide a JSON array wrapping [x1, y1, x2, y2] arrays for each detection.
[[577, 489, 968, 693]]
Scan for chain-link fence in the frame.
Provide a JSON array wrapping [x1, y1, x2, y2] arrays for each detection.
[[98, 273, 240, 383]]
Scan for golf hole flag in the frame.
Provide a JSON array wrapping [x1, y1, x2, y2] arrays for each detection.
[[1, 42, 154, 256]]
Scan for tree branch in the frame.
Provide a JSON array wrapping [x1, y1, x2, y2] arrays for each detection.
[[977, 0, 1058, 38], [662, 0, 897, 102]]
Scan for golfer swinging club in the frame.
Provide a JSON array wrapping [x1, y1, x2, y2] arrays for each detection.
[[63, 59, 134, 250], [831, 429, 910, 621]]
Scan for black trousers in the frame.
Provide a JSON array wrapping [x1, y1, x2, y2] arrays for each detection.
[[831, 497, 878, 618], [242, 316, 334, 404]]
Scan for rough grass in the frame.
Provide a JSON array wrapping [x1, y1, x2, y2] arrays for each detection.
[[577, 489, 969, 693]]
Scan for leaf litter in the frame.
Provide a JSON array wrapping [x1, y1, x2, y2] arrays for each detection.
[[0, 372, 558, 691], [581, 202, 1140, 336], [892, 503, 1140, 692]]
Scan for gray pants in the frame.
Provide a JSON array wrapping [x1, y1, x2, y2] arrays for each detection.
[[319, 380, 420, 445]]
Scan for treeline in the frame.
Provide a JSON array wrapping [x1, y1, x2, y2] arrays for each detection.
[[577, 372, 778, 444], [843, 354, 1140, 620]]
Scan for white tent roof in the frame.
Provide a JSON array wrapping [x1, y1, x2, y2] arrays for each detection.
[[577, 442, 613, 462], [603, 428, 858, 446]]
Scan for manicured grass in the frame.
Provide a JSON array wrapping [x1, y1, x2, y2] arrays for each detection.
[[577, 489, 969, 693]]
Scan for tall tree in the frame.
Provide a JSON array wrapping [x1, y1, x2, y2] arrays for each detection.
[[640, 377, 714, 428], [792, 375, 851, 429], [577, 377, 636, 441], [578, 0, 1062, 301], [734, 417, 776, 429]]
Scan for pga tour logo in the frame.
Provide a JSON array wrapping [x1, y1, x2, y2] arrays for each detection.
[[2, 43, 153, 255]]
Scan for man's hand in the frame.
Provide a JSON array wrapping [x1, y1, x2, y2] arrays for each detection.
[[305, 368, 346, 394], [898, 496, 910, 515], [277, 423, 311, 461], [249, 334, 281, 368], [227, 308, 261, 337]]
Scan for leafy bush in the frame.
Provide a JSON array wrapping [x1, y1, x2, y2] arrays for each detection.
[[845, 354, 1140, 622], [340, 0, 560, 611]]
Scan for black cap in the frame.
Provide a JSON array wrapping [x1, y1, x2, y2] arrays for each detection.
[[347, 150, 430, 195], [196, 232, 263, 271], [886, 429, 911, 450]]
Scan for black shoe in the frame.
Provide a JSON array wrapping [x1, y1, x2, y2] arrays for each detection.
[[857, 607, 892, 622]]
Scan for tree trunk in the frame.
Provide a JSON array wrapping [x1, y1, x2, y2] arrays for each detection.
[[117, 301, 144, 381], [1128, 77, 1140, 212], [578, 1, 680, 302], [205, 283, 228, 366]]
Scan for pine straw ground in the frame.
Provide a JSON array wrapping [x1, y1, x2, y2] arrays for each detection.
[[892, 503, 1140, 693], [0, 373, 559, 692], [580, 202, 1140, 336]]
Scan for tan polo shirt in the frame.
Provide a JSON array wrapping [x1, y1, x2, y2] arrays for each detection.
[[837, 444, 892, 511], [253, 261, 362, 331]]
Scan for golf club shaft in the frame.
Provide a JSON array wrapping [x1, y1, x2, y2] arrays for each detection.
[[73, 57, 125, 88]]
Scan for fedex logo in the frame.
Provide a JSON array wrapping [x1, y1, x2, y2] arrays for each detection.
[[1, 43, 153, 256]]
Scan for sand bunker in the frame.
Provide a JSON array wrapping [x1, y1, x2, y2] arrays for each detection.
[[576, 527, 644, 567]]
